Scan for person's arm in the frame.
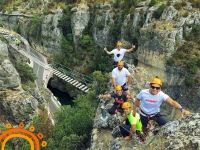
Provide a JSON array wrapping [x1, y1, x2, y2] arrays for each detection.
[[99, 94, 111, 99], [104, 47, 113, 54], [126, 44, 135, 52], [127, 75, 132, 86], [133, 98, 140, 116], [121, 115, 127, 124], [112, 77, 117, 89], [126, 95, 133, 100], [124, 124, 136, 140], [166, 97, 190, 116]]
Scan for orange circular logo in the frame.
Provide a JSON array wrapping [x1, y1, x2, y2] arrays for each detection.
[[0, 122, 47, 150]]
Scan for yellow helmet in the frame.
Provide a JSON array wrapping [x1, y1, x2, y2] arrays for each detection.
[[115, 86, 122, 91], [117, 41, 122, 47], [150, 76, 162, 86], [122, 102, 131, 109], [117, 61, 124, 66]]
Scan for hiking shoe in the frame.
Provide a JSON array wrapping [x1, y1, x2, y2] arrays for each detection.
[[138, 135, 145, 142], [153, 129, 159, 135], [114, 109, 118, 114], [147, 123, 151, 129]]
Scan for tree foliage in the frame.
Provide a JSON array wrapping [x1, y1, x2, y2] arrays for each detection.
[[16, 63, 37, 83], [47, 91, 98, 150], [33, 105, 54, 140], [92, 71, 109, 94]]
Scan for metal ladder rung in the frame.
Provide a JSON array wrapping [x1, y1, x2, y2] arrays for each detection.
[[70, 80, 76, 84], [78, 85, 85, 89], [65, 78, 72, 81], [68, 79, 73, 82], [59, 74, 66, 78], [84, 89, 89, 93], [63, 76, 69, 80], [82, 86, 88, 91], [76, 83, 82, 87], [73, 81, 79, 85]]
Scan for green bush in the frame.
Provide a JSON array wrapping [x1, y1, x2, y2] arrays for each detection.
[[187, 58, 198, 74], [191, 0, 200, 8], [149, 0, 157, 7], [47, 92, 98, 149], [181, 1, 187, 6], [12, 25, 21, 34], [96, 20, 104, 30], [113, 0, 120, 8], [16, 63, 37, 83], [174, 51, 185, 59], [0, 34, 8, 44], [28, 14, 42, 38], [166, 57, 174, 65], [154, 4, 166, 19], [185, 76, 195, 87], [109, 23, 122, 41], [174, 2, 182, 10], [92, 71, 109, 94]]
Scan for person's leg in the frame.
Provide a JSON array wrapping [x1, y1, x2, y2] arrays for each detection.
[[113, 62, 118, 68], [119, 124, 131, 137], [121, 83, 131, 95], [155, 113, 168, 126], [108, 103, 118, 114], [140, 114, 149, 133], [125, 90, 130, 96], [124, 62, 129, 69]]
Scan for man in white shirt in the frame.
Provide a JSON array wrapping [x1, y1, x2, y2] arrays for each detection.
[[104, 41, 135, 69], [112, 61, 132, 95], [133, 77, 190, 134]]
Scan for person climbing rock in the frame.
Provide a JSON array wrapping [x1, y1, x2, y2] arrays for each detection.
[[133, 76, 190, 135], [15, 38, 20, 49], [119, 102, 144, 141], [99, 86, 133, 114], [112, 61, 132, 95], [104, 41, 135, 69]]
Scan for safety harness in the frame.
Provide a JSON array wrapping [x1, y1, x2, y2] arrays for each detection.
[[140, 108, 158, 121]]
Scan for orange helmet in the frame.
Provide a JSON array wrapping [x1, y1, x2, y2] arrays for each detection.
[[117, 61, 124, 66], [115, 86, 122, 91], [117, 41, 122, 47], [150, 76, 162, 86], [122, 102, 131, 109]]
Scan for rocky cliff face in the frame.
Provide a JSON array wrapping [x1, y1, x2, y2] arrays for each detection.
[[0, 28, 51, 123], [0, 9, 63, 57], [0, 0, 200, 149]]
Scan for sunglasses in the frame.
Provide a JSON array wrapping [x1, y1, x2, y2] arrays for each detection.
[[151, 85, 161, 90]]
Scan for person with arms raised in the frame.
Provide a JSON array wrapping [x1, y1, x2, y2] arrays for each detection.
[[104, 41, 135, 69]]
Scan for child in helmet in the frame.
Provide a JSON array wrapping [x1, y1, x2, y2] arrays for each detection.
[[99, 86, 133, 114], [119, 102, 144, 141], [104, 41, 135, 69]]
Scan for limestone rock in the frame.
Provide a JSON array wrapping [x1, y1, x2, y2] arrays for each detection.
[[71, 4, 90, 43]]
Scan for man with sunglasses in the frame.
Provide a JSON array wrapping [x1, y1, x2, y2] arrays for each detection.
[[104, 41, 135, 69], [132, 76, 190, 135], [112, 61, 132, 96]]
